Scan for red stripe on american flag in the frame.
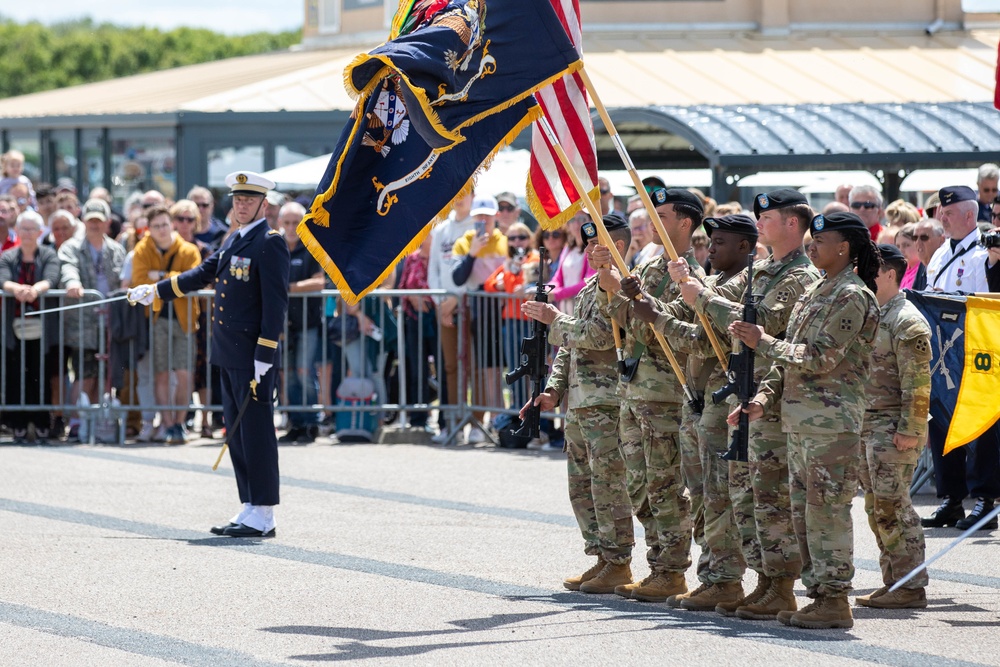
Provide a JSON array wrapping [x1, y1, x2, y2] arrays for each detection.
[[528, 0, 598, 229]]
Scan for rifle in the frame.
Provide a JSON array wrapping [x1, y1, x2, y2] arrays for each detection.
[[711, 254, 761, 462], [505, 246, 552, 440]]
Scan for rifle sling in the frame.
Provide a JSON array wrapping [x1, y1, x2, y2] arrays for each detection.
[[762, 253, 811, 295]]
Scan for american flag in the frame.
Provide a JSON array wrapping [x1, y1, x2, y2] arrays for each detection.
[[526, 0, 599, 229]]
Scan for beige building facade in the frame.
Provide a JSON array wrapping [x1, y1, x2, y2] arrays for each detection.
[[303, 0, 1000, 47]]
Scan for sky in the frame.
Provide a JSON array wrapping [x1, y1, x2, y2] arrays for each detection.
[[2, 1, 305, 35]]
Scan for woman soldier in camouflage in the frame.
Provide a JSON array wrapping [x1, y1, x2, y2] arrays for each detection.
[[728, 211, 881, 630]]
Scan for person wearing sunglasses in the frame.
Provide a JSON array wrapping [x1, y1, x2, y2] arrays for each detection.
[[976, 163, 999, 223], [545, 220, 593, 315], [495, 192, 522, 234], [484, 222, 539, 428], [452, 195, 507, 443], [188, 185, 228, 252], [131, 204, 203, 446], [912, 217, 944, 272], [536, 225, 567, 277], [920, 185, 1000, 535], [847, 185, 884, 242], [171, 199, 217, 439], [893, 223, 925, 291]]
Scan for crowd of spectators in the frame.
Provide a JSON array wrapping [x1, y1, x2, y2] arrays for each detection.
[[2, 150, 999, 465]]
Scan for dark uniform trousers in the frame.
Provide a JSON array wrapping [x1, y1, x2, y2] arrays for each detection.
[[221, 364, 281, 506], [154, 220, 290, 507]]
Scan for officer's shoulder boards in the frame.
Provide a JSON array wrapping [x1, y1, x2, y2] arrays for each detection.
[[268, 229, 281, 236]]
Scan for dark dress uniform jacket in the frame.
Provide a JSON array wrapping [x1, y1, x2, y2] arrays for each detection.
[[154, 220, 290, 369], [152, 219, 290, 508]]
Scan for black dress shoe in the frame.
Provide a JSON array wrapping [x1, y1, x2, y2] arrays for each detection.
[[955, 498, 998, 530], [210, 522, 239, 536], [222, 523, 276, 538], [921, 498, 965, 528]]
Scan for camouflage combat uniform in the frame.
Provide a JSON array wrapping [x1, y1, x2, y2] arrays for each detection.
[[605, 253, 702, 574], [549, 276, 634, 564], [755, 265, 879, 599], [653, 273, 745, 585], [859, 292, 930, 589], [692, 249, 819, 580]]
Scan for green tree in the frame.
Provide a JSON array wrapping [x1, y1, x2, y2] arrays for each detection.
[[0, 17, 300, 98]]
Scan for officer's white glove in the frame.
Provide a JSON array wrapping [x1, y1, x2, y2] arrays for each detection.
[[126, 284, 155, 306], [254, 360, 273, 384]]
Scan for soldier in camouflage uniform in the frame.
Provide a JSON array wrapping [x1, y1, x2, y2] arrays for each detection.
[[730, 211, 881, 630], [671, 191, 820, 619], [855, 244, 930, 609], [520, 213, 634, 593], [625, 213, 760, 611], [592, 188, 706, 602]]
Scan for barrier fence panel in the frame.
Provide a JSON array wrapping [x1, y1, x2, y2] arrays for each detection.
[[0, 287, 566, 445]]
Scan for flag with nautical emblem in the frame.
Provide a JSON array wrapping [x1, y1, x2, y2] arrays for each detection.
[[298, 0, 582, 303], [906, 291, 1000, 453]]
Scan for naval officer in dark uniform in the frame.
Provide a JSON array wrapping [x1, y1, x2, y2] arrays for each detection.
[[127, 171, 290, 537]]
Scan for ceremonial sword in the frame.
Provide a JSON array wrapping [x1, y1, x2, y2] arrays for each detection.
[[212, 379, 258, 471], [26, 294, 129, 316]]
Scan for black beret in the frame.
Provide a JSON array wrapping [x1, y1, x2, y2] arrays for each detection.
[[580, 211, 628, 243], [703, 213, 759, 239], [753, 188, 808, 217], [810, 211, 869, 236], [642, 175, 666, 191], [938, 185, 977, 207], [877, 243, 906, 264], [650, 187, 704, 214]]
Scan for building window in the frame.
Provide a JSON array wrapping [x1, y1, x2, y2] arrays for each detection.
[[206, 145, 265, 189], [109, 129, 176, 202], [318, 0, 341, 34], [82, 130, 105, 196]]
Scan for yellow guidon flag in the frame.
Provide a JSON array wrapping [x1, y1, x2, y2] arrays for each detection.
[[945, 296, 1000, 454]]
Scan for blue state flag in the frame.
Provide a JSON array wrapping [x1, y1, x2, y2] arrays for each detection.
[[299, 0, 581, 303], [906, 290, 1000, 452]]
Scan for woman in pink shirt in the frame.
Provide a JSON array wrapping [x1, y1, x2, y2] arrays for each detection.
[[547, 213, 595, 314]]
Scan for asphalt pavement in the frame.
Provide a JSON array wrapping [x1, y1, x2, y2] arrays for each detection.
[[2, 436, 998, 666]]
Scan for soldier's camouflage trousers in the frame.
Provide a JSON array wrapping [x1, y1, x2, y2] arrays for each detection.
[[860, 412, 928, 589], [681, 401, 709, 577], [565, 406, 635, 565], [749, 416, 801, 579], [697, 395, 745, 583], [788, 431, 861, 598], [620, 399, 692, 573]]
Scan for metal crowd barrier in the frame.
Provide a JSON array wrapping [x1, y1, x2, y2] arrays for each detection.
[[0, 287, 562, 445]]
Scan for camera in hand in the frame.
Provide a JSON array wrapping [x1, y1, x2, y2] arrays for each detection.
[[980, 231, 1000, 249]]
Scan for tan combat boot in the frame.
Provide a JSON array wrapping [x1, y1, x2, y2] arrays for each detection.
[[861, 587, 927, 609], [680, 581, 744, 611], [615, 572, 655, 599], [853, 585, 890, 607], [563, 558, 606, 591], [789, 595, 853, 629], [736, 576, 797, 620], [666, 582, 710, 608], [632, 571, 688, 603], [579, 562, 633, 594], [717, 574, 770, 616]]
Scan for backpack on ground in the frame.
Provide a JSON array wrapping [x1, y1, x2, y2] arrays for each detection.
[[335, 376, 378, 443]]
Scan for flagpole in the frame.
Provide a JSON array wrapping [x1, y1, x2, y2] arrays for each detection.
[[889, 503, 1000, 592], [578, 66, 729, 370], [536, 114, 695, 403]]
